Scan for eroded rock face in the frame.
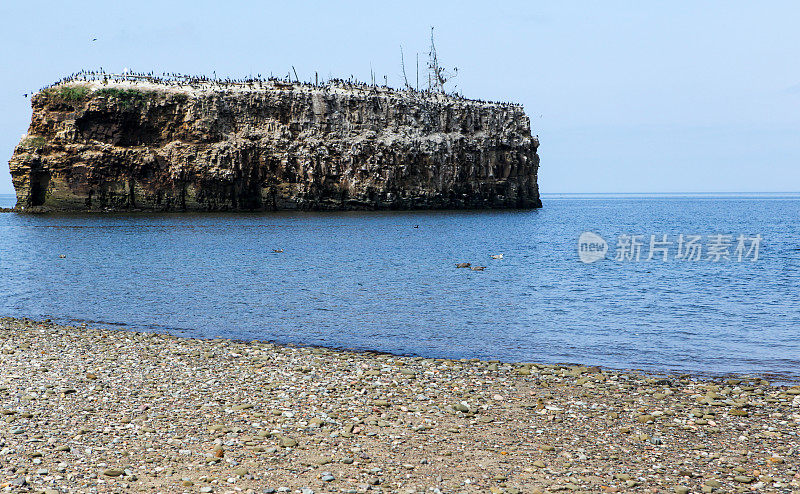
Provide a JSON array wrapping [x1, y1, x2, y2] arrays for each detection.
[[9, 80, 541, 211]]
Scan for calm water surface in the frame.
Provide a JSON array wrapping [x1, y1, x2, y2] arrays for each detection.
[[1, 193, 799, 381]]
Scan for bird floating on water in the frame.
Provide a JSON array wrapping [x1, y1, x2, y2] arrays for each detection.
[[272, 249, 284, 253], [470, 266, 486, 271], [490, 254, 504, 259], [58, 254, 66, 259], [455, 262, 471, 268]]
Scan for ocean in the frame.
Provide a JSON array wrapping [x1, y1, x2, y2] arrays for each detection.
[[1, 192, 798, 381]]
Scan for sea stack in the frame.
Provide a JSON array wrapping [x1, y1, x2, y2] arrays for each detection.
[[9, 77, 541, 211]]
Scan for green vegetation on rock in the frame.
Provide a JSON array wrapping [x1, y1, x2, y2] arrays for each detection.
[[43, 85, 91, 102], [93, 88, 155, 110], [20, 136, 46, 150]]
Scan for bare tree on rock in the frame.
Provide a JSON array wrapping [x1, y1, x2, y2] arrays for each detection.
[[427, 27, 458, 93]]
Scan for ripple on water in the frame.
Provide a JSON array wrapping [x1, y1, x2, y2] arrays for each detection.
[[0, 196, 798, 381]]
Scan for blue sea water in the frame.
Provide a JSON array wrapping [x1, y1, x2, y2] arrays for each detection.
[[0, 195, 16, 209], [1, 192, 799, 382]]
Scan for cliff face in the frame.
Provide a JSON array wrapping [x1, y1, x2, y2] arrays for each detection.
[[9, 80, 540, 211]]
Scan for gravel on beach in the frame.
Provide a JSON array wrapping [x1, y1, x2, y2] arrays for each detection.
[[0, 317, 798, 494]]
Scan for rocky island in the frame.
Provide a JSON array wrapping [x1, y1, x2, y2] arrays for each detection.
[[8, 75, 541, 212]]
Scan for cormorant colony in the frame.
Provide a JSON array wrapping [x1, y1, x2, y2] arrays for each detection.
[[36, 69, 523, 108]]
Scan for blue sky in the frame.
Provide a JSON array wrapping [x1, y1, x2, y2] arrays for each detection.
[[2, 1, 798, 194]]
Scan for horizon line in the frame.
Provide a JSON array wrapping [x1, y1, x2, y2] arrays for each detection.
[[541, 191, 800, 195]]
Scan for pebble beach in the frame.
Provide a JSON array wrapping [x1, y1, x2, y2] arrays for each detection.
[[1, 317, 799, 494]]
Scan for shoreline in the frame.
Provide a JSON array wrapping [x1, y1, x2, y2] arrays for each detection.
[[6, 315, 799, 387], [0, 204, 543, 215], [1, 317, 799, 493]]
